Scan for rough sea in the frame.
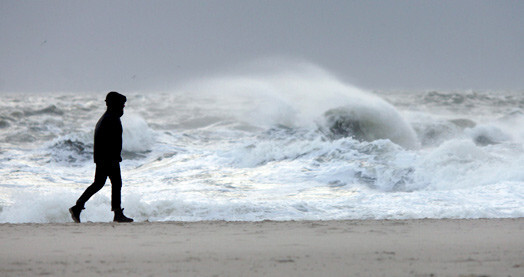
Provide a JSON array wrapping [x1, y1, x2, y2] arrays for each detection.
[[1, 64, 523, 223]]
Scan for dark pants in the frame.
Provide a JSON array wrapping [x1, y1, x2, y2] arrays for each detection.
[[76, 162, 122, 211]]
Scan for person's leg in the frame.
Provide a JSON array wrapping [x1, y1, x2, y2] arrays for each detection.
[[76, 164, 108, 208], [107, 163, 122, 211], [108, 163, 133, 222]]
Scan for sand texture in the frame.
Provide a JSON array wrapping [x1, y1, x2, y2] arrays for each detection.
[[0, 219, 522, 276]]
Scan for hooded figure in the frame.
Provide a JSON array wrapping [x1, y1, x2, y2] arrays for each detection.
[[69, 91, 133, 223], [94, 91, 126, 164]]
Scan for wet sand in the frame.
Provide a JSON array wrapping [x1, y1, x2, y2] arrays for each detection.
[[0, 218, 522, 276]]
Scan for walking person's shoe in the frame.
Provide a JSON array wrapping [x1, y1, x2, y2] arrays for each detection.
[[113, 208, 134, 223], [69, 205, 84, 223]]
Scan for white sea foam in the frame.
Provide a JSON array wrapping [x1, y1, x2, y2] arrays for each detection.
[[122, 112, 155, 153], [0, 63, 523, 223]]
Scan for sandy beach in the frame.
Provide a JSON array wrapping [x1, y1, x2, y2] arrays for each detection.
[[0, 218, 522, 277]]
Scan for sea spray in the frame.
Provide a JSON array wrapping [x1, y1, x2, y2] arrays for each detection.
[[176, 62, 419, 148]]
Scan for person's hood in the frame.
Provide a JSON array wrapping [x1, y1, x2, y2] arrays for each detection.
[[105, 91, 126, 108]]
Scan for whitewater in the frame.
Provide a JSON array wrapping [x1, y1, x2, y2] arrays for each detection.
[[1, 63, 523, 223]]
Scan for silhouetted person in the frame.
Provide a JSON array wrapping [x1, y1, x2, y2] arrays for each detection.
[[69, 91, 133, 223]]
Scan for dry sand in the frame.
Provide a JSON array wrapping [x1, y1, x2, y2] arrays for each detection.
[[0, 218, 522, 276]]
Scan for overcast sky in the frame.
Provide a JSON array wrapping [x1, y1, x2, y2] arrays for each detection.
[[1, 0, 523, 93]]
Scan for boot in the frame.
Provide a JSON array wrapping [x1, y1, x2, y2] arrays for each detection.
[[113, 208, 134, 223], [69, 205, 84, 223]]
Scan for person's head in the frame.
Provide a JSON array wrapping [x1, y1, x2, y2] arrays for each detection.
[[105, 91, 126, 116]]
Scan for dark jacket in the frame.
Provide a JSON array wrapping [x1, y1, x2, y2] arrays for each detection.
[[93, 111, 123, 164]]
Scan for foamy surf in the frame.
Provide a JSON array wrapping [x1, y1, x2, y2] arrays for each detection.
[[0, 63, 523, 223]]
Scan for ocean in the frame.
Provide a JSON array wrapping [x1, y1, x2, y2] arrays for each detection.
[[1, 65, 523, 223]]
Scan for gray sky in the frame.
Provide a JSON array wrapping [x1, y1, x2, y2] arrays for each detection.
[[1, 0, 523, 92]]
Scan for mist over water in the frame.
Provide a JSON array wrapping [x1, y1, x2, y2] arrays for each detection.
[[0, 62, 523, 223]]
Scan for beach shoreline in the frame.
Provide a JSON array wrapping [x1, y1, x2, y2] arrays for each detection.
[[1, 218, 522, 276]]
